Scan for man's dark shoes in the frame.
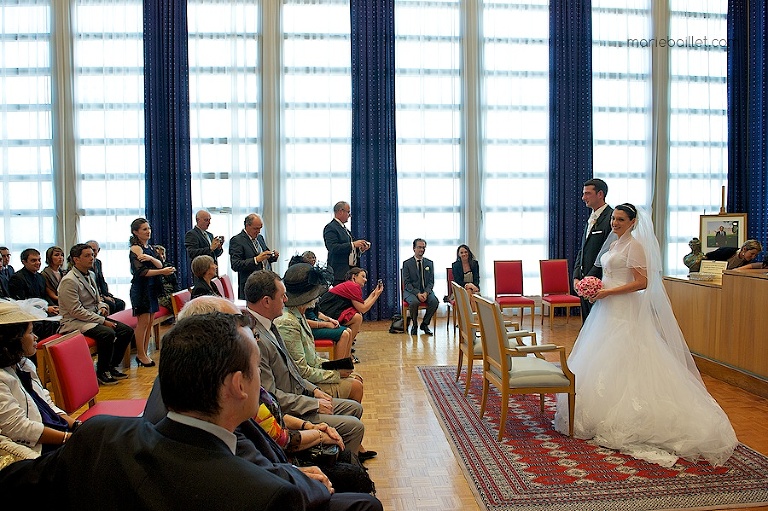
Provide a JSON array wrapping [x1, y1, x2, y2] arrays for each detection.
[[410, 325, 418, 335], [420, 323, 433, 335], [358, 450, 378, 461], [97, 371, 118, 386], [109, 367, 128, 379]]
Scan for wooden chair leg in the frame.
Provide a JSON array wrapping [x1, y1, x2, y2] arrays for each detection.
[[498, 388, 510, 441], [456, 350, 464, 381], [463, 358, 473, 396]]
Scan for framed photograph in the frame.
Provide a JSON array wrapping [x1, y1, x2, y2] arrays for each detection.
[[699, 213, 747, 254]]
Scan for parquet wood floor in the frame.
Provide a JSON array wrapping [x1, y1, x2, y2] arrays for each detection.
[[89, 310, 768, 511]]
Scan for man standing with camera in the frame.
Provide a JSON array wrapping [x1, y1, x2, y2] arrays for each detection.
[[185, 209, 225, 271], [229, 213, 280, 300]]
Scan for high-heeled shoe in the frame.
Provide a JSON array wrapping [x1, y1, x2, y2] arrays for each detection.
[[135, 357, 156, 368]]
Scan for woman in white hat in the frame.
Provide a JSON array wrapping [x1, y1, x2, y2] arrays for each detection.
[[0, 300, 79, 454]]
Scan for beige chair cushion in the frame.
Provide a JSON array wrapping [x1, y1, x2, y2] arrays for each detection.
[[490, 357, 571, 388]]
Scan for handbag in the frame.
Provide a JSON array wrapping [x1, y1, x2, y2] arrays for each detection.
[[294, 443, 340, 467], [389, 313, 404, 333]]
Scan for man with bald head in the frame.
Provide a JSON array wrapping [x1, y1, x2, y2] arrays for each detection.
[[229, 213, 280, 299], [185, 209, 224, 269]]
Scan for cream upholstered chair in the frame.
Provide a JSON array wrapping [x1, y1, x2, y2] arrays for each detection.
[[474, 294, 575, 440], [454, 282, 520, 396]]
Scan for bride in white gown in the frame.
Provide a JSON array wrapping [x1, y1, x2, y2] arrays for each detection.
[[554, 203, 737, 467]]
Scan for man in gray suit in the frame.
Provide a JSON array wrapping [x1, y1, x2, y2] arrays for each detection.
[[244, 270, 366, 455], [184, 209, 224, 268], [58, 243, 134, 385], [230, 213, 280, 299], [402, 238, 439, 335]]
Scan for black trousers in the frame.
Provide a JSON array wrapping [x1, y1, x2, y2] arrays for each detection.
[[84, 321, 134, 373], [104, 295, 126, 315]]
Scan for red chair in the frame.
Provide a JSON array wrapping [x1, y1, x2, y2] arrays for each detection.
[[44, 332, 146, 419], [401, 269, 438, 333], [211, 276, 227, 297], [446, 267, 457, 333], [539, 259, 581, 325], [36, 332, 100, 388], [219, 274, 235, 301], [171, 289, 193, 317], [493, 260, 535, 330]]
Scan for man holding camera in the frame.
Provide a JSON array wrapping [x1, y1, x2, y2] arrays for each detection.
[[323, 201, 371, 285], [185, 209, 225, 271], [230, 213, 280, 300]]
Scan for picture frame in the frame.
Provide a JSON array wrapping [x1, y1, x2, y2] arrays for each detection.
[[699, 213, 747, 254]]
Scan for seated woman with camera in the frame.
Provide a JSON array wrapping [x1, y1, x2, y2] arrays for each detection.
[[317, 267, 383, 348]]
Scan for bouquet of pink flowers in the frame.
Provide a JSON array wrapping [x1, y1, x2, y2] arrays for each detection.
[[575, 276, 603, 299]]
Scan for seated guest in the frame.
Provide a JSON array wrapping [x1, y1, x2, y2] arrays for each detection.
[[244, 270, 368, 457], [704, 239, 763, 270], [451, 244, 480, 295], [8, 248, 60, 338], [42, 246, 67, 305], [190, 255, 221, 299], [276, 263, 363, 403], [85, 240, 126, 314], [0, 249, 10, 298], [401, 238, 439, 335], [0, 312, 308, 511], [58, 243, 133, 386], [317, 267, 383, 347], [297, 254, 353, 360], [0, 300, 79, 455], [154, 245, 180, 310]]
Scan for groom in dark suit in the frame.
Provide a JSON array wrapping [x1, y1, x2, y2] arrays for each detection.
[[184, 209, 224, 269], [573, 178, 613, 321], [323, 201, 370, 284], [402, 238, 439, 335], [0, 313, 304, 511]]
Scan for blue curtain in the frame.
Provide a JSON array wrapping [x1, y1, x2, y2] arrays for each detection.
[[728, 0, 768, 245], [548, 1, 593, 264], [143, 0, 193, 286], [350, 0, 399, 320]]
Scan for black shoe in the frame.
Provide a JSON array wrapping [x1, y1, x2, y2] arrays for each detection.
[[410, 325, 418, 335], [358, 450, 378, 461], [109, 368, 128, 379], [97, 371, 118, 386], [420, 324, 433, 335], [135, 357, 156, 368]]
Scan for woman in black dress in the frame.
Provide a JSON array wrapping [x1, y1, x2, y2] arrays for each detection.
[[129, 218, 175, 367]]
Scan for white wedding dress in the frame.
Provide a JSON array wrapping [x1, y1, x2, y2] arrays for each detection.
[[554, 211, 737, 467]]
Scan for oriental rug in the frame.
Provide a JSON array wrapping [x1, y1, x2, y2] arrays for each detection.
[[418, 365, 768, 511]]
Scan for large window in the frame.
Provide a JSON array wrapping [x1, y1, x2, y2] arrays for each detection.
[[187, 0, 261, 275], [666, 0, 728, 274], [283, 0, 352, 265], [0, 1, 55, 249], [394, 0, 462, 295], [480, 0, 550, 294], [73, 0, 145, 298]]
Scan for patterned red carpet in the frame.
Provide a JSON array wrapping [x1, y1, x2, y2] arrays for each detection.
[[419, 365, 768, 511]]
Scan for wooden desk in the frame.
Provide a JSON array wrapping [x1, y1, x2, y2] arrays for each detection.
[[663, 271, 768, 397]]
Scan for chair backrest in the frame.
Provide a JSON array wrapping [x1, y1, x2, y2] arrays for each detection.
[[219, 274, 235, 300], [44, 332, 99, 414], [474, 295, 507, 374], [446, 267, 454, 299], [540, 259, 572, 295], [494, 260, 524, 296], [171, 289, 192, 316], [211, 276, 226, 297], [452, 282, 476, 348]]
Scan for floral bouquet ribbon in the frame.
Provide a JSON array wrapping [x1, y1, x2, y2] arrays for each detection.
[[575, 276, 603, 299]]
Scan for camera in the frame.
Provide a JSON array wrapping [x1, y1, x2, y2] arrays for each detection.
[[377, 279, 383, 286], [267, 251, 279, 263]]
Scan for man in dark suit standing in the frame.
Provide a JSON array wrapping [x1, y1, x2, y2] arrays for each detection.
[[402, 238, 439, 335], [184, 209, 224, 269], [0, 246, 14, 296], [229, 213, 279, 300], [86, 240, 126, 314], [323, 201, 370, 284], [573, 178, 613, 321], [0, 312, 306, 511]]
